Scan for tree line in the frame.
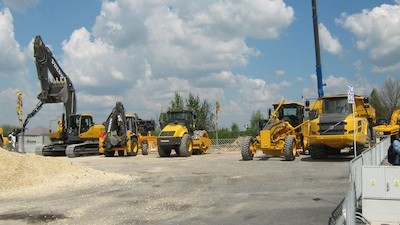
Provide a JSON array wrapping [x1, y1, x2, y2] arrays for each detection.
[[369, 76, 400, 121]]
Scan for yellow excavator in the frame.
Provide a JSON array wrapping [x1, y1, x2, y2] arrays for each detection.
[[23, 35, 104, 157], [374, 109, 400, 139]]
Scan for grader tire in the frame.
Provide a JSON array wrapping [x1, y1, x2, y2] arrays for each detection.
[[309, 147, 328, 159], [158, 145, 171, 157], [241, 136, 254, 161], [284, 136, 296, 161], [117, 150, 125, 156], [179, 134, 193, 157], [142, 141, 149, 155]]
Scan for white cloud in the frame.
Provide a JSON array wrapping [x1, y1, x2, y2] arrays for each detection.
[[2, 0, 39, 12], [303, 74, 373, 100], [276, 70, 285, 76], [337, 3, 400, 73], [0, 8, 27, 79], [52, 0, 296, 128], [318, 23, 343, 56]]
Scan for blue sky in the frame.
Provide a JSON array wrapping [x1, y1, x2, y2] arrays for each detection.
[[0, 0, 399, 131]]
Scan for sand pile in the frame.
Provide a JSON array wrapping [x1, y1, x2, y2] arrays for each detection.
[[0, 148, 134, 198]]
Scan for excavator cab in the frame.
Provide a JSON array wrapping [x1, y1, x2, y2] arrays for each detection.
[[67, 114, 99, 142]]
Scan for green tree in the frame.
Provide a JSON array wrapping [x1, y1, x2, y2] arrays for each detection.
[[243, 110, 264, 137], [169, 92, 185, 111], [370, 88, 385, 119], [231, 123, 239, 138], [380, 76, 400, 119], [166, 92, 215, 131]]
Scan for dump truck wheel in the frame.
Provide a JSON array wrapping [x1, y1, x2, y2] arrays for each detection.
[[118, 150, 125, 156], [309, 147, 328, 159], [142, 141, 149, 155], [241, 136, 254, 161], [179, 134, 193, 157], [158, 145, 171, 157], [104, 150, 115, 157], [284, 135, 296, 161]]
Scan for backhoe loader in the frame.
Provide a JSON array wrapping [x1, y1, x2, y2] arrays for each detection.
[[241, 99, 309, 161], [99, 102, 139, 157], [157, 110, 211, 157]]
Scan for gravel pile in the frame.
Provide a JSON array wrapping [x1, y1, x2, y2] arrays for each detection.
[[0, 148, 134, 198]]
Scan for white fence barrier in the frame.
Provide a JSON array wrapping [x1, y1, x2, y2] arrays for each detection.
[[329, 138, 391, 225]]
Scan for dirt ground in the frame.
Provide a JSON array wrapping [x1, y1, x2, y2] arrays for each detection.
[[0, 147, 351, 225]]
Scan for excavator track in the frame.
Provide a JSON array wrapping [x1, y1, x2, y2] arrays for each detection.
[[66, 142, 100, 158]]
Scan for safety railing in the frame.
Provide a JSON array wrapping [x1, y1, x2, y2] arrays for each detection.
[[328, 137, 390, 225]]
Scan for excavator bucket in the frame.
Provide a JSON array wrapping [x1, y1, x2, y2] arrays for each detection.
[[37, 77, 70, 104]]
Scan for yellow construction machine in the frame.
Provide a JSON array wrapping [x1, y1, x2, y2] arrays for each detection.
[[24, 35, 104, 157], [136, 119, 156, 155], [307, 94, 376, 159], [0, 127, 10, 149], [157, 110, 211, 157], [373, 109, 400, 139], [241, 99, 309, 161], [99, 102, 140, 157]]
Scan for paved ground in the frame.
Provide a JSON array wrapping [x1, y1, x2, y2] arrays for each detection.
[[0, 148, 352, 225]]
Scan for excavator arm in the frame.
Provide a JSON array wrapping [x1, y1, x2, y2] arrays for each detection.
[[23, 35, 76, 130], [103, 102, 128, 149]]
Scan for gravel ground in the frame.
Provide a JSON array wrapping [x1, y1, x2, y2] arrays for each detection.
[[0, 147, 351, 224]]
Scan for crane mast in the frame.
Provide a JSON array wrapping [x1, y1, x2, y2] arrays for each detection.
[[311, 0, 324, 98]]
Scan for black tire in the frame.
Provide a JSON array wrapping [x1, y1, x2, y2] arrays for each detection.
[[309, 146, 328, 159], [0, 137, 3, 148], [284, 135, 296, 161], [241, 136, 254, 161], [142, 141, 149, 155], [117, 150, 125, 156], [104, 150, 115, 157], [158, 145, 171, 157], [129, 137, 138, 156], [179, 134, 193, 157]]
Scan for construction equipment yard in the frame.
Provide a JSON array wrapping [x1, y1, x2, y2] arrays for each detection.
[[0, 146, 350, 225]]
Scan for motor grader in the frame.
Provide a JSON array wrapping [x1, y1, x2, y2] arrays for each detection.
[[99, 102, 139, 157], [157, 110, 211, 157], [241, 99, 309, 161]]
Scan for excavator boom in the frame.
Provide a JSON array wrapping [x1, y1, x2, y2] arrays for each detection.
[[23, 35, 76, 130]]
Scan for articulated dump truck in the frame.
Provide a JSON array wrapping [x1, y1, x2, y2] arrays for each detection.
[[307, 94, 376, 159]]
